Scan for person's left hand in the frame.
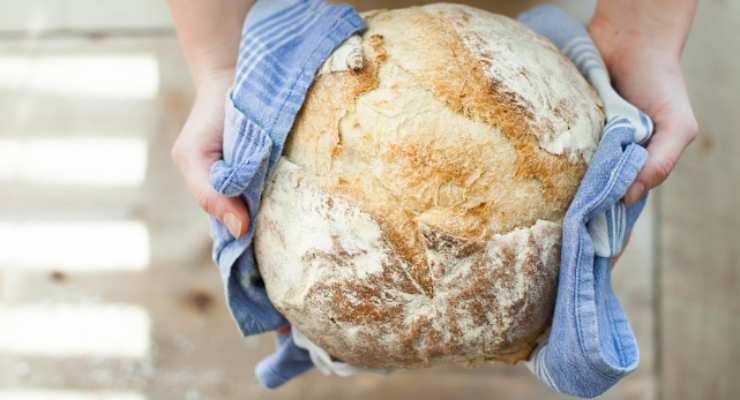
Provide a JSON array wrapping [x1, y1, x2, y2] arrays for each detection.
[[588, 14, 699, 207], [588, 11, 698, 269]]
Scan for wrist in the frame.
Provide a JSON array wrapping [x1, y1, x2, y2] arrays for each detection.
[[187, 39, 238, 87], [589, 0, 696, 64], [588, 14, 682, 78], [194, 66, 235, 97]]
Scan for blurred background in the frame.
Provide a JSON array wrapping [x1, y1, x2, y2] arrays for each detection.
[[0, 0, 737, 399]]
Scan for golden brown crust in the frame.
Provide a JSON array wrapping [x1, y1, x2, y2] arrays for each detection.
[[423, 9, 586, 192]]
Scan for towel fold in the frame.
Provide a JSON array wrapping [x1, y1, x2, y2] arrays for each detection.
[[518, 5, 652, 397]]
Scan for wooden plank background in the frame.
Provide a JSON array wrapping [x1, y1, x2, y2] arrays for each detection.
[[659, 1, 740, 398]]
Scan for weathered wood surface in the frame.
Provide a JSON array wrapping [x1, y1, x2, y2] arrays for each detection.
[[658, 1, 740, 399]]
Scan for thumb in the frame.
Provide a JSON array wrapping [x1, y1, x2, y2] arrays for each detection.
[[175, 151, 250, 239]]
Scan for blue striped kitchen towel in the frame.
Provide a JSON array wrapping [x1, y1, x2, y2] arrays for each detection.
[[519, 5, 653, 398], [207, 1, 654, 396], [205, 0, 365, 388]]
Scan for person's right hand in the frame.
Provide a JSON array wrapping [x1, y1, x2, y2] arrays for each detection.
[[171, 69, 249, 239]]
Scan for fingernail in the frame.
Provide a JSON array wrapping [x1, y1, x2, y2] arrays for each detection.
[[624, 182, 645, 206], [224, 213, 242, 239]]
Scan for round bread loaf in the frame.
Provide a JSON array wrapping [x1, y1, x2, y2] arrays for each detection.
[[254, 3, 603, 368]]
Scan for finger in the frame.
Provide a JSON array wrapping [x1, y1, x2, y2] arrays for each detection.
[[624, 114, 698, 205], [174, 149, 250, 239]]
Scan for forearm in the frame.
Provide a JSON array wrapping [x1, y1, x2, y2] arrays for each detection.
[[591, 0, 697, 62], [166, 0, 254, 89]]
